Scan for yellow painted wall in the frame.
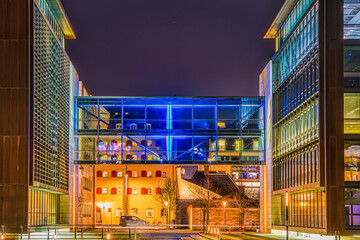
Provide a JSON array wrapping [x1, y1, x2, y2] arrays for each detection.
[[95, 165, 176, 225]]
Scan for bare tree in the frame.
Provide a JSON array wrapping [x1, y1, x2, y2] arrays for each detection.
[[229, 185, 259, 227], [153, 178, 178, 224], [189, 175, 222, 228]]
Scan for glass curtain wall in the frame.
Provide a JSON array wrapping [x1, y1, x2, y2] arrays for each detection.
[[344, 0, 360, 39], [74, 97, 264, 164]]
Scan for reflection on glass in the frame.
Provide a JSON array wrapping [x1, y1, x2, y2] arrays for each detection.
[[344, 93, 360, 134], [345, 1, 360, 39], [75, 97, 265, 164], [345, 188, 360, 229]]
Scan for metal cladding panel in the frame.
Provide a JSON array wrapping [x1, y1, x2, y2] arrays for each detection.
[[0, 0, 30, 232]]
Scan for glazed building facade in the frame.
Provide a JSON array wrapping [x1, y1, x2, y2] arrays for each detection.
[[260, 0, 360, 236], [74, 97, 265, 165], [0, 0, 78, 231], [72, 97, 265, 227]]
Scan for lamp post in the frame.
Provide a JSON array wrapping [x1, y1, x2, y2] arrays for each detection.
[[222, 201, 227, 230], [164, 202, 169, 230], [285, 193, 289, 240]]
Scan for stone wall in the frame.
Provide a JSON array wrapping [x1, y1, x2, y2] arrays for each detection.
[[190, 207, 259, 228]]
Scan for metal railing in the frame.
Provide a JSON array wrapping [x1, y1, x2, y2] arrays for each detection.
[[0, 224, 260, 239]]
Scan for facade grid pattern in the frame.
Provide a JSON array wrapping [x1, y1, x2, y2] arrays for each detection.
[[74, 97, 265, 165], [33, 4, 70, 191]]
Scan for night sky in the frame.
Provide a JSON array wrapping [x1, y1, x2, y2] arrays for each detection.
[[61, 0, 284, 97]]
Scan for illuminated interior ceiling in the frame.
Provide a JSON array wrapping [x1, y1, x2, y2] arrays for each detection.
[[345, 1, 360, 39], [46, 0, 75, 39]]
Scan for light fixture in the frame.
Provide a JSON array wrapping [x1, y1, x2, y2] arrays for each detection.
[[107, 234, 110, 239], [222, 201, 227, 207], [164, 202, 168, 207]]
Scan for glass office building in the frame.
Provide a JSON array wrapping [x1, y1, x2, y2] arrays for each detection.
[[261, 0, 360, 236], [74, 97, 265, 165]]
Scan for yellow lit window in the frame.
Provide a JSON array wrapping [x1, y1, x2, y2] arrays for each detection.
[[218, 139, 225, 151], [235, 140, 240, 151], [217, 122, 225, 129]]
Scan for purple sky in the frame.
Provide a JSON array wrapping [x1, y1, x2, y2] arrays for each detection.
[[62, 0, 283, 97]]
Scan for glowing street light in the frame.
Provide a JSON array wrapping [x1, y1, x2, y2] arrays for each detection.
[[164, 202, 169, 229], [223, 201, 227, 230]]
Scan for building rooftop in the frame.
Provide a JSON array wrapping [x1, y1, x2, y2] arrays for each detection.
[[264, 0, 298, 39], [47, 0, 75, 39], [185, 171, 239, 196]]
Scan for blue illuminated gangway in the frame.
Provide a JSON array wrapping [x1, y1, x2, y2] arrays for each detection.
[[74, 97, 265, 165]]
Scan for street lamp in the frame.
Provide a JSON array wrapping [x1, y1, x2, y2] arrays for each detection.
[[222, 201, 227, 230], [164, 202, 169, 229]]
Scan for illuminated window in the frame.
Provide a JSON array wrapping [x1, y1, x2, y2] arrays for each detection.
[[96, 187, 102, 194], [111, 188, 117, 195], [127, 171, 132, 177], [146, 208, 153, 217], [217, 122, 226, 129], [156, 187, 162, 194], [253, 140, 259, 150], [103, 171, 108, 178], [132, 187, 137, 194], [102, 188, 108, 194], [218, 139, 226, 151], [132, 171, 137, 177], [141, 187, 147, 195], [127, 188, 132, 194], [116, 208, 123, 217], [97, 171, 102, 177], [235, 140, 240, 151], [147, 171, 152, 177], [117, 188, 123, 194], [147, 188, 152, 194], [162, 172, 167, 178], [131, 208, 138, 216], [345, 93, 360, 134], [232, 172, 239, 179], [117, 172, 123, 177], [111, 171, 117, 177]]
